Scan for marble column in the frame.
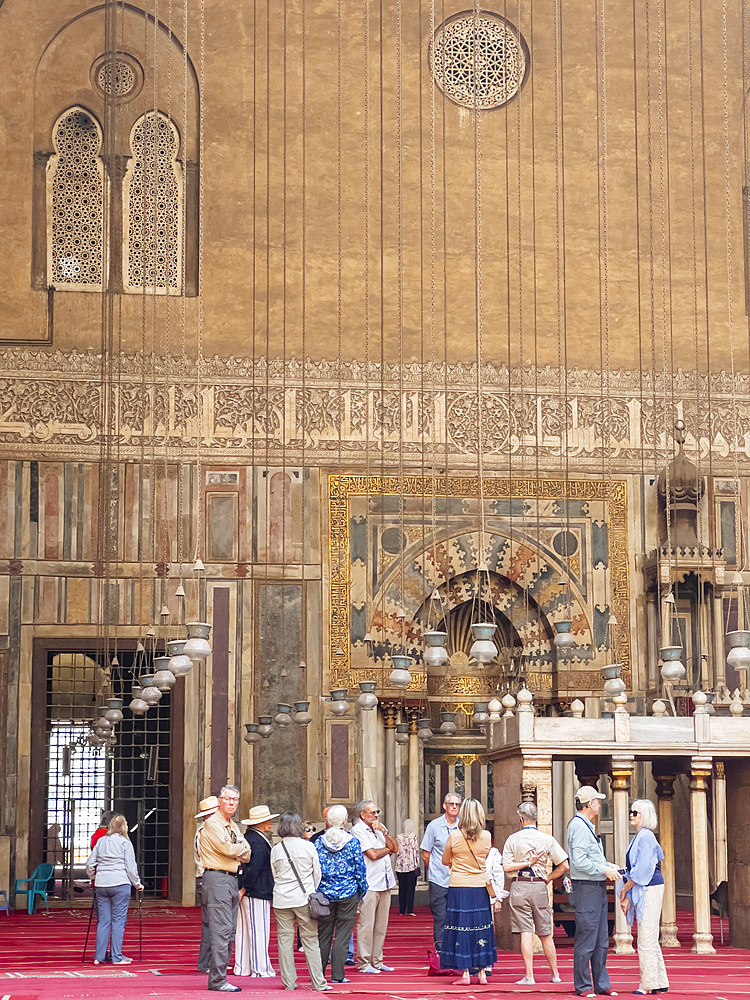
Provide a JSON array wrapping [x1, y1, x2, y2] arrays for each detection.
[[381, 703, 398, 831], [713, 588, 726, 689], [361, 705, 380, 805], [654, 773, 680, 948], [713, 761, 728, 886], [522, 755, 552, 956], [611, 757, 635, 955], [406, 709, 420, 826], [690, 756, 716, 954]]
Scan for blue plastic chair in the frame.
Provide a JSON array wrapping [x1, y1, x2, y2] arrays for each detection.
[[14, 863, 54, 914], [0, 890, 8, 915]]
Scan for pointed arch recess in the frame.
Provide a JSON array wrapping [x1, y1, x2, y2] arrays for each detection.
[[327, 474, 630, 696]]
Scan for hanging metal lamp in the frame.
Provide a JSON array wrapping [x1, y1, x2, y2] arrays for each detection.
[[388, 654, 412, 687], [357, 680, 379, 710]]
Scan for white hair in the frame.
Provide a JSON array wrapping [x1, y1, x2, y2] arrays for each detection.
[[631, 798, 658, 831], [323, 804, 349, 845], [402, 818, 415, 836]]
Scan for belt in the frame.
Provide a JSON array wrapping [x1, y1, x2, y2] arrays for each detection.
[[204, 868, 237, 875], [516, 874, 546, 882]]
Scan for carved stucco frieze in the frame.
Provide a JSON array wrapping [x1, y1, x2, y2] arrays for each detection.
[[0, 350, 748, 468]]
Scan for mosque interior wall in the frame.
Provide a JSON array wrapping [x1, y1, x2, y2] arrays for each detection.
[[0, 0, 748, 923]]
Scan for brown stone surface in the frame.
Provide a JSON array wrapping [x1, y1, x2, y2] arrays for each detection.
[[0, 2, 745, 369]]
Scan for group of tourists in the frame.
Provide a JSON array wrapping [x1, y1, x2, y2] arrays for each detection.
[[421, 785, 669, 996], [85, 784, 671, 996], [193, 787, 396, 992]]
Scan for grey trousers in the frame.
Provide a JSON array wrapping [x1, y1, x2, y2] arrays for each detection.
[[196, 878, 212, 973], [428, 882, 449, 949], [275, 903, 328, 990], [202, 869, 239, 990], [572, 879, 611, 995], [318, 891, 359, 982]]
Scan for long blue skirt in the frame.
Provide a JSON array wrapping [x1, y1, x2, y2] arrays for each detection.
[[440, 885, 497, 974]]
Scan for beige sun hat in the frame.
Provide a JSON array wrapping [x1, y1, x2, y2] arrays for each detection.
[[195, 795, 220, 819], [575, 785, 606, 804], [241, 804, 280, 825]]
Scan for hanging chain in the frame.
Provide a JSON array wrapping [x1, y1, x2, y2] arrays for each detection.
[[473, 0, 486, 567], [596, 0, 616, 661], [396, 0, 407, 656], [363, 0, 371, 641]]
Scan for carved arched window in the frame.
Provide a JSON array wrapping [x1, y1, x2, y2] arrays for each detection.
[[47, 108, 104, 290], [124, 111, 183, 293]]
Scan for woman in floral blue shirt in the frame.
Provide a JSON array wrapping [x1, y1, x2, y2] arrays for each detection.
[[315, 805, 368, 984]]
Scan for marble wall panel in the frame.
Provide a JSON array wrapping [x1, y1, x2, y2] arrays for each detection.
[[255, 583, 306, 814]]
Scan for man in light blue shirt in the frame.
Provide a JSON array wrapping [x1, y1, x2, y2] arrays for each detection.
[[566, 785, 621, 998], [419, 792, 461, 951]]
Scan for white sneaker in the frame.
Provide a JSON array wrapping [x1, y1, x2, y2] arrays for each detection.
[[551, 975, 562, 984], [516, 977, 536, 985], [359, 965, 381, 974]]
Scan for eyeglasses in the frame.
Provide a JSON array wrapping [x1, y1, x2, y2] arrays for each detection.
[[446, 801, 461, 807], [305, 827, 314, 833], [629, 810, 640, 816], [365, 809, 380, 815]]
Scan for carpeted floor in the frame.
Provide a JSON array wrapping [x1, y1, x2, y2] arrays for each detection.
[[0, 904, 744, 1000]]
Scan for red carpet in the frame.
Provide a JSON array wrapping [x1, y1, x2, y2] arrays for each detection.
[[0, 905, 744, 1000]]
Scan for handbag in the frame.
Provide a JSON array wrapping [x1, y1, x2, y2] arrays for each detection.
[[281, 841, 331, 920], [461, 831, 495, 899], [427, 948, 459, 976]]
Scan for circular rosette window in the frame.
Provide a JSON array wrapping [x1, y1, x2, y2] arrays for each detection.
[[430, 11, 529, 110]]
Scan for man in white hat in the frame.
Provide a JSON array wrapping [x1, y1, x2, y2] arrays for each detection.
[[234, 805, 279, 978], [199, 785, 251, 992], [195, 795, 220, 973], [566, 785, 622, 999]]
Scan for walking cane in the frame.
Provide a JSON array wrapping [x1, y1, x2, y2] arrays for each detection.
[[138, 889, 143, 963], [82, 891, 96, 963]]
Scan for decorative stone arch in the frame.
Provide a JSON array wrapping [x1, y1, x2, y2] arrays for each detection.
[[46, 107, 105, 292], [329, 473, 630, 694], [368, 527, 594, 683], [32, 3, 199, 294], [123, 111, 184, 294]]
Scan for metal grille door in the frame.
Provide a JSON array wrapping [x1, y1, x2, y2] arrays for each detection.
[[44, 649, 172, 897]]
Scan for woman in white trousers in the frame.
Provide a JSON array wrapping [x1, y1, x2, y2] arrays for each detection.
[[618, 798, 669, 995]]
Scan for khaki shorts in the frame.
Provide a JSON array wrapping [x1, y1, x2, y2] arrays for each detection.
[[509, 879, 552, 935]]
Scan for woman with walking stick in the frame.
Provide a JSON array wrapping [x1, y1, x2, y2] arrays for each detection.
[[86, 814, 143, 964]]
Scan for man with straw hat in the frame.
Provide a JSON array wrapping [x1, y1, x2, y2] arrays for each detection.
[[199, 785, 251, 992], [234, 805, 279, 978], [195, 795, 219, 973]]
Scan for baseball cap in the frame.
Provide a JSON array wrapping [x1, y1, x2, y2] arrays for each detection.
[[575, 785, 606, 804]]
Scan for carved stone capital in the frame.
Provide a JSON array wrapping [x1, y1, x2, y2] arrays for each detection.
[[101, 153, 130, 182], [654, 774, 676, 800], [690, 756, 713, 792], [714, 760, 725, 780], [610, 757, 635, 793], [380, 702, 400, 728], [404, 706, 421, 733]]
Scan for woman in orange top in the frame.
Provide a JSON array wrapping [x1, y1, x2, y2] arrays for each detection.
[[440, 798, 496, 985]]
